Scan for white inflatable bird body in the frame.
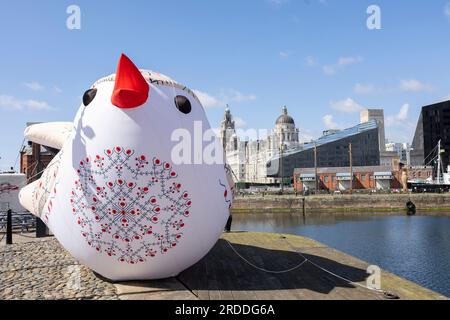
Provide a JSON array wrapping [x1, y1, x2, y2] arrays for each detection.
[[19, 54, 234, 281]]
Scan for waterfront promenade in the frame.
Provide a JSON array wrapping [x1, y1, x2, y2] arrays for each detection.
[[0, 232, 445, 300]]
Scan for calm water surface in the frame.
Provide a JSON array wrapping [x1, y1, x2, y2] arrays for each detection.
[[232, 213, 450, 297]]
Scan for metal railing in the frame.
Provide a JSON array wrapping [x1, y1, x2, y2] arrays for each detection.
[[0, 209, 36, 244]]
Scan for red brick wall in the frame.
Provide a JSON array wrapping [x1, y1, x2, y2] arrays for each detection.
[[294, 170, 402, 192], [20, 152, 54, 180]]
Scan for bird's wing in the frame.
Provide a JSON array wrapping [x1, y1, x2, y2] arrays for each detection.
[[24, 122, 73, 150], [18, 179, 40, 217], [19, 151, 62, 220]]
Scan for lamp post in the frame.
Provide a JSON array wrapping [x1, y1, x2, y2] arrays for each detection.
[[314, 142, 318, 194], [407, 146, 414, 166], [349, 143, 353, 194], [279, 144, 285, 193]]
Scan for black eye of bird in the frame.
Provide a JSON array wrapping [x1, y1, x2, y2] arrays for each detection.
[[174, 95, 192, 114], [83, 88, 97, 106]]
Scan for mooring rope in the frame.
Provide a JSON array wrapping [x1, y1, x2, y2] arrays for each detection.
[[7, 157, 62, 193], [225, 239, 308, 274], [24, 159, 60, 186], [225, 235, 398, 298]]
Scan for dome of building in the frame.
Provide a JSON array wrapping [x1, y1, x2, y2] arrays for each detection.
[[276, 106, 295, 125]]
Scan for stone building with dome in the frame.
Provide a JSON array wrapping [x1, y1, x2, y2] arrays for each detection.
[[219, 106, 300, 184], [272, 106, 300, 150]]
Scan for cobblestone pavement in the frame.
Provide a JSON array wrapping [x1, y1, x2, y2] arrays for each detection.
[[0, 235, 118, 300]]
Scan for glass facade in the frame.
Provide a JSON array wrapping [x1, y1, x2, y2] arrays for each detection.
[[267, 120, 380, 178], [411, 100, 450, 171]]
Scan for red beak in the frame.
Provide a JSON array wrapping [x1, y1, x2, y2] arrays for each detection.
[[111, 54, 149, 109]]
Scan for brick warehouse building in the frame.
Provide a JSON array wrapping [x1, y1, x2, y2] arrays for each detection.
[[293, 165, 433, 193], [19, 123, 57, 181], [19, 142, 55, 179], [293, 166, 401, 193]]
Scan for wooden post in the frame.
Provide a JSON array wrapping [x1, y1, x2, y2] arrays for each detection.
[[31, 142, 49, 238], [6, 209, 12, 245], [349, 143, 353, 194], [302, 198, 306, 216]]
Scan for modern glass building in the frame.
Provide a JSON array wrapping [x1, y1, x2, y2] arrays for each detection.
[[266, 120, 380, 178], [411, 100, 450, 171]]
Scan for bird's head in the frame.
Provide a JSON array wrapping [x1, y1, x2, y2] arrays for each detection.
[[74, 53, 213, 163]]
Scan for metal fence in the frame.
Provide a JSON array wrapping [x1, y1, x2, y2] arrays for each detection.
[[0, 210, 36, 241]]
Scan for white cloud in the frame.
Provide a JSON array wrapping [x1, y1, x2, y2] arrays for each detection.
[[234, 117, 247, 129], [297, 126, 319, 143], [322, 114, 338, 129], [23, 82, 63, 94], [193, 90, 221, 108], [338, 56, 363, 66], [53, 86, 63, 94], [307, 55, 362, 75], [279, 51, 291, 59], [400, 79, 436, 92], [385, 104, 415, 143], [397, 103, 409, 121], [194, 89, 256, 108], [322, 65, 336, 76], [386, 103, 412, 127], [267, 0, 289, 5], [291, 15, 300, 24], [353, 80, 436, 95], [0, 95, 54, 111], [23, 81, 44, 91], [225, 89, 257, 103], [306, 56, 316, 67], [445, 3, 450, 18], [320, 56, 362, 76], [330, 98, 365, 113], [354, 83, 376, 95]]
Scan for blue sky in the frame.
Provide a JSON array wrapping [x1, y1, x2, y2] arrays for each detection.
[[1, 0, 450, 170]]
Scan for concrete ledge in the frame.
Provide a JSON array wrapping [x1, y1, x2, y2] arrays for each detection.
[[115, 278, 197, 300], [232, 193, 450, 214], [112, 232, 447, 300]]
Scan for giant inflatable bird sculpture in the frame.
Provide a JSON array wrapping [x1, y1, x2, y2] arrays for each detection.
[[19, 54, 234, 281]]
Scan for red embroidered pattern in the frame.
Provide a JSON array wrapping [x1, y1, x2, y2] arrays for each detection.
[[70, 147, 191, 264], [34, 151, 62, 223]]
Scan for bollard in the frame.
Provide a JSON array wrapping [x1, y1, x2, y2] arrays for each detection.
[[225, 214, 232, 232], [36, 218, 49, 238], [6, 209, 12, 245], [406, 200, 416, 216]]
